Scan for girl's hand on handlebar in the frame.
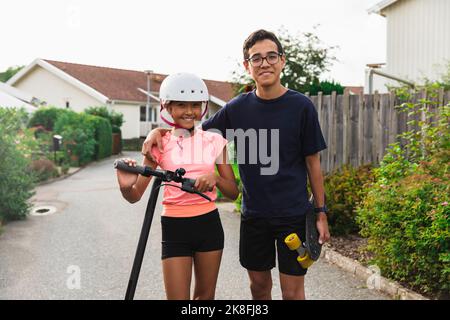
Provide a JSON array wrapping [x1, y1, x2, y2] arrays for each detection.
[[194, 173, 217, 193], [116, 158, 139, 190]]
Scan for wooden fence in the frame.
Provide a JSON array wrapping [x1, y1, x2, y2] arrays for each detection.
[[308, 89, 450, 173]]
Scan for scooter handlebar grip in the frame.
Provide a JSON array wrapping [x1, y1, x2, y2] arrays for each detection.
[[114, 160, 146, 175]]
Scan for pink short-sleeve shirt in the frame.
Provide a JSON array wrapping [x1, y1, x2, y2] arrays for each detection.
[[151, 129, 228, 215]]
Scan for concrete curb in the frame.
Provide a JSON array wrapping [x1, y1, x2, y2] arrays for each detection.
[[36, 152, 126, 187], [321, 244, 429, 300], [36, 167, 84, 186]]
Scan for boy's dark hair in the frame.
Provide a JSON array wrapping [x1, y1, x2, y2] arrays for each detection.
[[243, 29, 284, 60]]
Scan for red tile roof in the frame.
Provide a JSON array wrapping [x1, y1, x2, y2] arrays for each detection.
[[44, 59, 235, 103]]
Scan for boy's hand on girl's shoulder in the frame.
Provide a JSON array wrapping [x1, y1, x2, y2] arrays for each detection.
[[141, 128, 169, 162], [194, 173, 217, 193]]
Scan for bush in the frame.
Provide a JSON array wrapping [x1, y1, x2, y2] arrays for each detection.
[[30, 158, 59, 182], [122, 138, 144, 151], [54, 110, 96, 166], [28, 106, 70, 131], [324, 164, 375, 236], [87, 115, 112, 160], [356, 86, 450, 298], [0, 108, 36, 221], [304, 79, 344, 95], [357, 154, 449, 297], [85, 106, 124, 132]]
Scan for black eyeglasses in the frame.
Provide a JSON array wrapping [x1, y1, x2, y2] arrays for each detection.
[[246, 52, 283, 67]]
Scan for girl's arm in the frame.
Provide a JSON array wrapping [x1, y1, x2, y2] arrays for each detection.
[[215, 146, 239, 200], [117, 157, 158, 203]]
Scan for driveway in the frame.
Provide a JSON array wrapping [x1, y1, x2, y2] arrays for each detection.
[[0, 152, 390, 300]]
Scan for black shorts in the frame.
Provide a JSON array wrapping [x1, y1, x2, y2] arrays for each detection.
[[161, 209, 224, 260], [239, 214, 308, 276]]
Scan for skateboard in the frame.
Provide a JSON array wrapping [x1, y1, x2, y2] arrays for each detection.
[[284, 208, 322, 269]]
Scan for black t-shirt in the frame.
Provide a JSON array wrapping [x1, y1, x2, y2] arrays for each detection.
[[202, 89, 327, 218]]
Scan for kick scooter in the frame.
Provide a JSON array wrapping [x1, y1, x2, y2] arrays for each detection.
[[114, 160, 211, 300]]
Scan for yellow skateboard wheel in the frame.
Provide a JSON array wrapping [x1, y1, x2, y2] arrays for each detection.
[[297, 254, 314, 269], [284, 233, 301, 250]]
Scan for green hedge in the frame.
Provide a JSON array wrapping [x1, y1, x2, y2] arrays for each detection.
[[28, 107, 70, 131], [85, 106, 124, 133], [87, 115, 112, 160], [0, 108, 36, 221], [54, 110, 96, 166]]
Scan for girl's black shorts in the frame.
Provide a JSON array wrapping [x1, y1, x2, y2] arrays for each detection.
[[161, 209, 224, 260]]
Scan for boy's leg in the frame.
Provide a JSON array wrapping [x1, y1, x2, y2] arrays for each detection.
[[240, 215, 276, 300], [162, 257, 193, 300], [273, 215, 308, 300], [247, 270, 273, 300], [279, 273, 305, 300], [193, 250, 223, 300]]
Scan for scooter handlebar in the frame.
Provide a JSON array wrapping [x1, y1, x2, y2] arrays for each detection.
[[114, 160, 211, 201], [114, 160, 146, 175]]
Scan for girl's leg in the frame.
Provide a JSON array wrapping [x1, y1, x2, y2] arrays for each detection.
[[162, 256, 193, 300], [192, 250, 223, 300]]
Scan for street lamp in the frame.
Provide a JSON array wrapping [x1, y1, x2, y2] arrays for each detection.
[[144, 70, 153, 134]]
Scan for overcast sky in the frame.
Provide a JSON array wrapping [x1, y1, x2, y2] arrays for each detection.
[[1, 0, 386, 86]]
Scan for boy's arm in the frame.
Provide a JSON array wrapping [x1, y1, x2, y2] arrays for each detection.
[[305, 153, 331, 244], [141, 128, 171, 162], [215, 146, 239, 200]]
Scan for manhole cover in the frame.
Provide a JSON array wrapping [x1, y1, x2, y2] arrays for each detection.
[[30, 205, 57, 216]]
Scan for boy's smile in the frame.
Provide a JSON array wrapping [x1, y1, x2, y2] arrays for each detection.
[[244, 39, 285, 88]]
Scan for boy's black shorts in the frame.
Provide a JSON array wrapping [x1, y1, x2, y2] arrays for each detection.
[[239, 214, 308, 276], [161, 209, 224, 260]]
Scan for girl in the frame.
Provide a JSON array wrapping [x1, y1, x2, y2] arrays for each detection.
[[116, 73, 239, 300]]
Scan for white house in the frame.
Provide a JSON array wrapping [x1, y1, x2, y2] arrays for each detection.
[[366, 0, 450, 93], [0, 82, 38, 113], [7, 59, 235, 139]]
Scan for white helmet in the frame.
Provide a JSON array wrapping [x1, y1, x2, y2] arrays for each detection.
[[159, 73, 209, 127], [159, 73, 209, 104]]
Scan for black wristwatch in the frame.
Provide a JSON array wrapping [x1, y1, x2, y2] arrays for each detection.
[[314, 205, 328, 214]]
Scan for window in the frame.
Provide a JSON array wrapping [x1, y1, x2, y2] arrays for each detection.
[[140, 106, 146, 121], [66, 101, 70, 109], [140, 105, 157, 122]]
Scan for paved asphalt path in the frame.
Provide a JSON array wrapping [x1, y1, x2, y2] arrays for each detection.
[[0, 152, 389, 300]]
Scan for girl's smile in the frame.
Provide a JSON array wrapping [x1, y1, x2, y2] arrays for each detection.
[[167, 101, 202, 129]]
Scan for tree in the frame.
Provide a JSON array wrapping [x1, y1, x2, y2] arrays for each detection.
[[232, 26, 340, 95], [0, 65, 25, 82]]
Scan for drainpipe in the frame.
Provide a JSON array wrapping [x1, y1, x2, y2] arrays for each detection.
[[144, 70, 153, 134], [368, 68, 415, 94]]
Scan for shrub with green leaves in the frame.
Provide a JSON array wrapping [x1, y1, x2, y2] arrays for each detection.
[[85, 106, 124, 132], [0, 108, 36, 221], [86, 115, 112, 160], [30, 158, 59, 182], [28, 106, 70, 131], [54, 110, 96, 166], [324, 164, 375, 236], [357, 85, 450, 298]]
